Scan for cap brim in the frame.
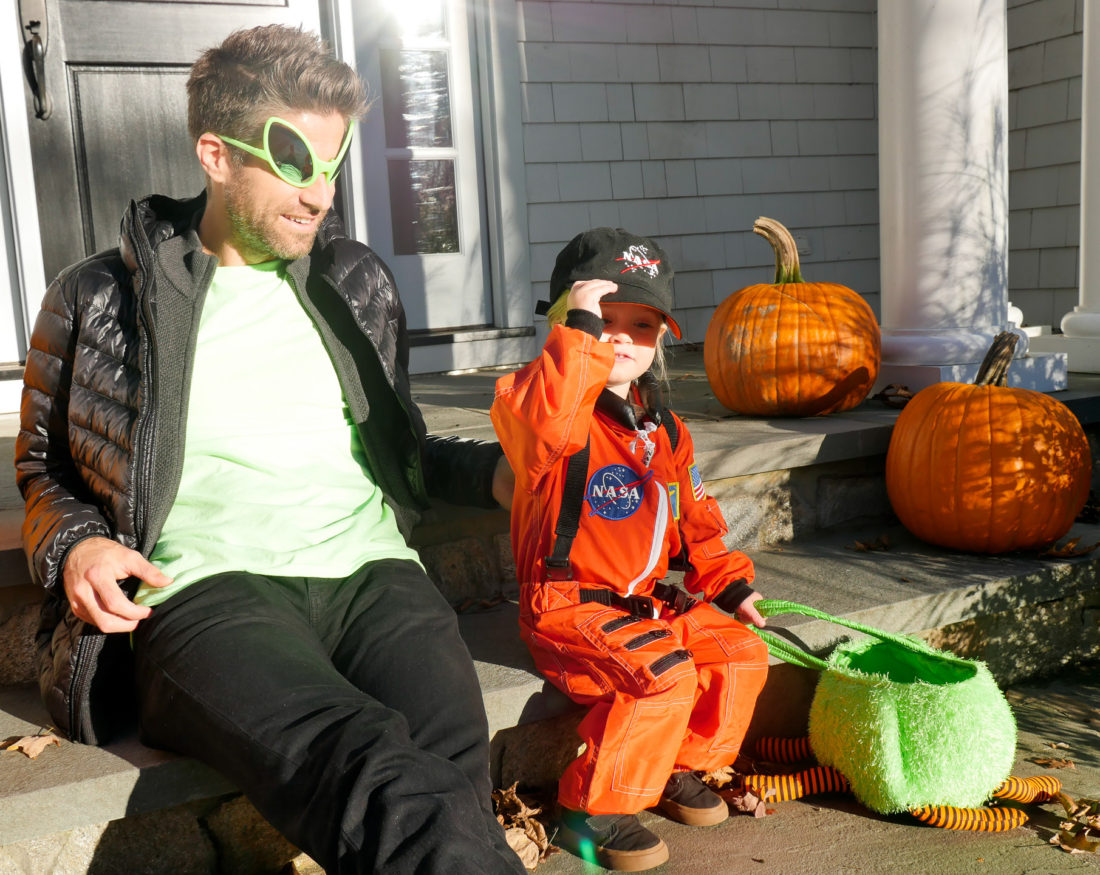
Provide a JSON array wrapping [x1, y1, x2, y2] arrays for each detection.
[[602, 288, 682, 339]]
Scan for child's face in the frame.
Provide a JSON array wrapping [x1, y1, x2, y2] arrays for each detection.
[[600, 303, 664, 398]]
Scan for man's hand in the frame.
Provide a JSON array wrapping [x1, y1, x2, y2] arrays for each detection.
[[492, 453, 515, 510], [735, 591, 766, 628], [62, 537, 173, 633], [566, 279, 619, 319]]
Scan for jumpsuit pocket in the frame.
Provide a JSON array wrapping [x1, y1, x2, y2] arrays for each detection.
[[575, 608, 695, 697], [522, 588, 696, 701]]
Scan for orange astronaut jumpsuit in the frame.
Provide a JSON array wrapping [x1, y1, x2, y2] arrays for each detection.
[[491, 322, 769, 815]]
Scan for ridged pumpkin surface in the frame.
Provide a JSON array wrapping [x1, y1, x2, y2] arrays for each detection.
[[885, 375, 1091, 553], [704, 280, 881, 416]]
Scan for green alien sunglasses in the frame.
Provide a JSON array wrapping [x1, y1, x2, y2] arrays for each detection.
[[217, 116, 355, 188]]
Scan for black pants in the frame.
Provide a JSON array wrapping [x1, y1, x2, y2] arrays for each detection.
[[132, 559, 523, 874]]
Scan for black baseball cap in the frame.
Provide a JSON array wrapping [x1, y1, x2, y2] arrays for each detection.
[[540, 227, 682, 338]]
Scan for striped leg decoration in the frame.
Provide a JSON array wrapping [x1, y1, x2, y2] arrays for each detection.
[[990, 775, 1062, 804], [744, 766, 850, 802], [909, 804, 1029, 832], [752, 736, 815, 764]]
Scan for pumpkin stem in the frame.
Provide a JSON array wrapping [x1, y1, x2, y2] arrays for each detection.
[[753, 217, 804, 285], [974, 332, 1019, 387]]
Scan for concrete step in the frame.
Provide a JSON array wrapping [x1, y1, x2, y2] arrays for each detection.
[[4, 518, 1099, 856]]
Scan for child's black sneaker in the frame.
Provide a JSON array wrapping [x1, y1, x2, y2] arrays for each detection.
[[555, 807, 669, 871], [657, 771, 729, 826]]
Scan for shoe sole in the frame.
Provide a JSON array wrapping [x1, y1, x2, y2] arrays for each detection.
[[555, 826, 670, 871], [656, 797, 730, 827]]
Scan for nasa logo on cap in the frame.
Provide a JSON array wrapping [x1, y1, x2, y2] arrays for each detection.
[[585, 464, 651, 521]]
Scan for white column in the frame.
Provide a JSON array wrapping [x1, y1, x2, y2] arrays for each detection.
[[1029, 0, 1100, 372], [876, 0, 1066, 391]]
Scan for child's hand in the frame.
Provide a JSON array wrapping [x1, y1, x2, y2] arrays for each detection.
[[567, 279, 619, 319], [736, 591, 766, 628]]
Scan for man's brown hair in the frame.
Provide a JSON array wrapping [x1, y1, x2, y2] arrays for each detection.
[[187, 24, 368, 143]]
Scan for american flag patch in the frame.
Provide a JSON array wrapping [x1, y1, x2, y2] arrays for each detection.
[[668, 482, 680, 520], [689, 464, 706, 501]]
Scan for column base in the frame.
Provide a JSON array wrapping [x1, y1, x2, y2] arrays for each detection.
[[873, 351, 1068, 394], [1026, 335, 1100, 374]]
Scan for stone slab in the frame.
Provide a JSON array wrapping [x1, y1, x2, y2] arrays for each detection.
[[0, 685, 235, 846]]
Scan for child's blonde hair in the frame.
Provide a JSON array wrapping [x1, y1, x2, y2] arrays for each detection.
[[545, 291, 670, 385]]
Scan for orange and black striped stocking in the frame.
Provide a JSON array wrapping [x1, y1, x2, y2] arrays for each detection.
[[752, 735, 815, 765], [909, 804, 1028, 832], [990, 775, 1061, 804], [744, 765, 850, 802]]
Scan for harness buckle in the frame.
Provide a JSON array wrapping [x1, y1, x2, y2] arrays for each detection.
[[626, 594, 660, 619], [544, 557, 573, 581]]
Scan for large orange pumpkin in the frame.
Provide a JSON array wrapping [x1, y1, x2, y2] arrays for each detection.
[[885, 333, 1091, 553], [704, 217, 881, 416]]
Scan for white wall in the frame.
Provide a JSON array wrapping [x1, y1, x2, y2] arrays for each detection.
[[516, 0, 879, 343], [1007, 0, 1084, 330]]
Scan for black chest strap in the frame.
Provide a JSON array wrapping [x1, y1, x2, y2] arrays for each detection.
[[543, 396, 680, 582]]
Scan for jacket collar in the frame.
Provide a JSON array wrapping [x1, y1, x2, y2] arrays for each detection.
[[595, 371, 665, 431]]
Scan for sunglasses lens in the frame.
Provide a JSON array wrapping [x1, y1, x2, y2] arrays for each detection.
[[268, 123, 314, 185]]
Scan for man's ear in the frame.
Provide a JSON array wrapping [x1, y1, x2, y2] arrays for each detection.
[[196, 133, 232, 184]]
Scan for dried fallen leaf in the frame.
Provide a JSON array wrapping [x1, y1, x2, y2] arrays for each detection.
[[504, 827, 541, 870], [846, 535, 890, 553], [1050, 830, 1100, 854], [1031, 757, 1076, 770], [493, 784, 556, 869], [1040, 538, 1100, 558], [718, 786, 770, 818], [0, 732, 62, 759], [871, 384, 913, 408], [702, 765, 738, 791], [1047, 742, 1071, 750]]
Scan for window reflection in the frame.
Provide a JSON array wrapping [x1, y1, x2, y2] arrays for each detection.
[[380, 50, 452, 149], [388, 159, 459, 254], [383, 0, 446, 40]]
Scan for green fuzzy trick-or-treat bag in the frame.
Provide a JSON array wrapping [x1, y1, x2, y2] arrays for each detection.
[[751, 600, 1016, 814]]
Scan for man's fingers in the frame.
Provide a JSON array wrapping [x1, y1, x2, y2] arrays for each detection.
[[129, 555, 174, 588]]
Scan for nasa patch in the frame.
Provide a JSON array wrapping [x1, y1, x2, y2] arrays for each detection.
[[585, 464, 652, 521]]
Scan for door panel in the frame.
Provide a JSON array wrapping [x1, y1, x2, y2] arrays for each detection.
[[23, 0, 322, 284], [72, 67, 194, 255]]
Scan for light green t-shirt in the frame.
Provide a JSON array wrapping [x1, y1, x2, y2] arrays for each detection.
[[137, 260, 421, 607]]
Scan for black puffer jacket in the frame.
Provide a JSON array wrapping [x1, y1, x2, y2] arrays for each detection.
[[16, 192, 503, 744]]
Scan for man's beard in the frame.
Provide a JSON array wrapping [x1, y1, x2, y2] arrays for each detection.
[[224, 176, 322, 262]]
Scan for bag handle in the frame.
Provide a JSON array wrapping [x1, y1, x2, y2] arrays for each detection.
[[750, 598, 938, 671]]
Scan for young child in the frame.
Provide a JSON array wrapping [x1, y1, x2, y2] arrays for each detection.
[[491, 228, 770, 871]]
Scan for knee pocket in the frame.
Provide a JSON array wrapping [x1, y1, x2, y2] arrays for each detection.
[[579, 612, 695, 696]]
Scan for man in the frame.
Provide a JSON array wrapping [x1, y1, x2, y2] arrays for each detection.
[[16, 24, 523, 874]]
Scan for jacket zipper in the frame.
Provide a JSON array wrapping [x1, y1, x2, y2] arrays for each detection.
[[70, 221, 159, 739]]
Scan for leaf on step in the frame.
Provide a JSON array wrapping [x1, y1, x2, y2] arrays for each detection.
[[846, 535, 890, 553], [504, 828, 542, 870], [718, 786, 770, 818], [1, 732, 62, 759], [701, 765, 738, 790], [1031, 756, 1076, 770], [871, 384, 913, 408], [493, 783, 556, 868], [1050, 829, 1099, 854], [1040, 538, 1100, 558]]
